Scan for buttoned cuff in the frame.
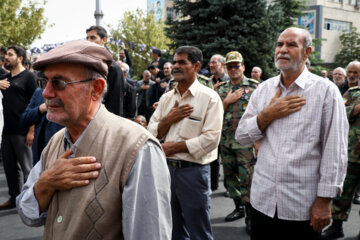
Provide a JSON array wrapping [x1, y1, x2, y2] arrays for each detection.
[[18, 183, 46, 220], [317, 183, 341, 198], [236, 115, 263, 145], [250, 116, 263, 137]]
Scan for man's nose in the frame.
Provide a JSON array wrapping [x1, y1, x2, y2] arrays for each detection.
[[42, 81, 55, 99]]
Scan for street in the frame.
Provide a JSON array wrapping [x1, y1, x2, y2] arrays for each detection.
[[0, 162, 359, 239]]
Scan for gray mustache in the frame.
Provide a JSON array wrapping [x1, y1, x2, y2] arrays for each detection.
[[45, 99, 64, 107], [276, 54, 291, 60]]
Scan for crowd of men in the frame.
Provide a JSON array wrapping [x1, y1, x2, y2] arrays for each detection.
[[0, 26, 359, 240]]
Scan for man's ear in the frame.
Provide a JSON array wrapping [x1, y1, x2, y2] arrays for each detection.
[[18, 55, 24, 65], [91, 78, 106, 101], [101, 37, 107, 46], [305, 46, 312, 59], [194, 61, 201, 72]]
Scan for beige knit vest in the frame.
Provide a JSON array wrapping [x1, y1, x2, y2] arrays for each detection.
[[41, 106, 161, 240]]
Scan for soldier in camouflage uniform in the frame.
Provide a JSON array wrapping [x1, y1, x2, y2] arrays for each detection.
[[216, 51, 258, 229], [322, 61, 360, 240]]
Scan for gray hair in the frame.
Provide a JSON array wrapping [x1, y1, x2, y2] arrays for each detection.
[[303, 30, 312, 49], [346, 60, 360, 71], [85, 68, 107, 101], [334, 67, 346, 76], [118, 61, 129, 74], [281, 27, 312, 49], [211, 54, 225, 64], [164, 62, 173, 68], [252, 66, 262, 74]]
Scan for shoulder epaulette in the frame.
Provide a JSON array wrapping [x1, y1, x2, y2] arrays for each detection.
[[349, 86, 360, 91], [197, 74, 209, 80], [248, 78, 259, 84]]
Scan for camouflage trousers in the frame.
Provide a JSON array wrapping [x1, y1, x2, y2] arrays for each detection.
[[332, 161, 360, 221], [221, 144, 254, 205]]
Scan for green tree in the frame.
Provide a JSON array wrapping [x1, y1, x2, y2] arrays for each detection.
[[335, 27, 360, 67], [0, 0, 48, 49], [165, 0, 306, 79], [271, 0, 306, 29], [108, 9, 173, 79]]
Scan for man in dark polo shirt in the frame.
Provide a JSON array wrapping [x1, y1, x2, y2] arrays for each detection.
[[0, 46, 37, 210], [86, 25, 127, 117]]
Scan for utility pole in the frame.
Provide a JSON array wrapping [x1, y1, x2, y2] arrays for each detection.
[[94, 0, 104, 26]]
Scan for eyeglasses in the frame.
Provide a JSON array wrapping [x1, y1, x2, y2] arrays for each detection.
[[226, 65, 241, 70], [39, 78, 95, 91]]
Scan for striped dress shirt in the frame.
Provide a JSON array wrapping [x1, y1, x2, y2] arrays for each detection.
[[235, 67, 349, 220]]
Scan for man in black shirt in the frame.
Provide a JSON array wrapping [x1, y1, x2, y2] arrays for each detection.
[[136, 70, 155, 122], [86, 25, 127, 117], [0, 46, 37, 210], [151, 48, 167, 71]]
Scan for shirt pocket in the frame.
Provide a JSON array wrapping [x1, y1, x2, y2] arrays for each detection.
[[179, 117, 203, 139]]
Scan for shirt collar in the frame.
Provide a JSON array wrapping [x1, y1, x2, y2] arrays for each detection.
[[273, 66, 309, 90], [63, 104, 102, 155], [174, 78, 200, 97]]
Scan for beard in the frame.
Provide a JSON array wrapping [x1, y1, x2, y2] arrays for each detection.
[[348, 77, 359, 84], [275, 53, 303, 72], [210, 65, 221, 75], [4, 59, 19, 71]]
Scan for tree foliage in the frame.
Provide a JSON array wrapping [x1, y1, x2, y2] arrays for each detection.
[[166, 0, 275, 79], [165, 0, 306, 79], [335, 27, 360, 67], [271, 0, 306, 29], [165, 0, 304, 78], [0, 0, 48, 49], [108, 9, 173, 79]]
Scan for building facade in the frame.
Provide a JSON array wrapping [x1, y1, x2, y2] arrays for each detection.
[[297, 0, 360, 63], [149, 0, 360, 64]]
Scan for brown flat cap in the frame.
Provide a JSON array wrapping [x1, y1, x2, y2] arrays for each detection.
[[33, 40, 113, 77]]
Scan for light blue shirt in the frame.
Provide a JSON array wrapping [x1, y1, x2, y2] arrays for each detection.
[[16, 122, 172, 239]]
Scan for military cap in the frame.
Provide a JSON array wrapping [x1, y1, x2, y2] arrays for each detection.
[[33, 40, 113, 77], [225, 51, 243, 64]]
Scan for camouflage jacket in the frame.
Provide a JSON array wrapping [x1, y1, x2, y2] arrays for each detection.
[[197, 74, 213, 88], [343, 86, 360, 163], [217, 76, 258, 148]]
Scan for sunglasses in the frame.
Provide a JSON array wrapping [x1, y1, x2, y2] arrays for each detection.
[[39, 78, 95, 91], [226, 65, 241, 70]]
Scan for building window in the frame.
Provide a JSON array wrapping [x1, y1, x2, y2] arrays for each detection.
[[344, 0, 355, 4], [324, 19, 351, 32]]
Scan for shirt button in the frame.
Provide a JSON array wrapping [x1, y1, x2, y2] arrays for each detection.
[[57, 215, 63, 223]]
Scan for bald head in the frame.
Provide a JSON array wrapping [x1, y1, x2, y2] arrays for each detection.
[[134, 115, 147, 128], [346, 61, 360, 84], [251, 66, 262, 81], [209, 54, 225, 77], [280, 27, 312, 49]]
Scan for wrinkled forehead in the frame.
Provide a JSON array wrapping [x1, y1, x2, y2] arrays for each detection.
[[278, 29, 304, 44], [347, 63, 360, 72], [334, 69, 344, 75], [210, 56, 219, 62]]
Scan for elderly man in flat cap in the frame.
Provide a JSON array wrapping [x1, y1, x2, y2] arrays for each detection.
[[16, 40, 172, 240]]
